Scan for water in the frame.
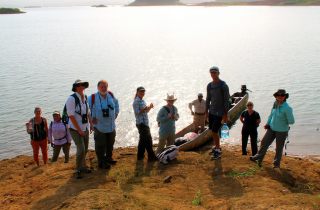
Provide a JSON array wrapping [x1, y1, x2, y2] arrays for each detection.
[[1, 6, 320, 160], [221, 124, 229, 139]]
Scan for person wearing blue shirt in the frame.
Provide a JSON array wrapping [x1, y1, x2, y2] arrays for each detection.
[[156, 94, 179, 155], [133, 87, 157, 161], [250, 89, 295, 168], [89, 80, 119, 169]]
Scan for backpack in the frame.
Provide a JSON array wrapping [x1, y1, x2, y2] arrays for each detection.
[[49, 121, 68, 141], [89, 91, 114, 113], [207, 80, 226, 93], [157, 105, 176, 127], [157, 145, 179, 164], [62, 93, 88, 125]]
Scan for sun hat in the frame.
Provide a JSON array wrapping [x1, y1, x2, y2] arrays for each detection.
[[137, 86, 146, 92], [273, 89, 289, 99], [209, 66, 219, 73], [164, 94, 177, 101], [72, 79, 89, 92], [198, 93, 203, 97]]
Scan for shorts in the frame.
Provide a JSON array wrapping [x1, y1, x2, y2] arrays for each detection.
[[209, 113, 222, 133]]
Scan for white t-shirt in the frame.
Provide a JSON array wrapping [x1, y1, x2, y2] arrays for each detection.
[[66, 92, 90, 131]]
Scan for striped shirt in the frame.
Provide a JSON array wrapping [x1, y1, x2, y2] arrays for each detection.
[[133, 97, 149, 126]]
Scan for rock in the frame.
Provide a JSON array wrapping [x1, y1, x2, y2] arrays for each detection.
[[164, 175, 172, 183]]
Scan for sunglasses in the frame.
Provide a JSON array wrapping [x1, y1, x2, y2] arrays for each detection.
[[75, 83, 86, 87], [247, 104, 253, 107], [276, 94, 286, 97]]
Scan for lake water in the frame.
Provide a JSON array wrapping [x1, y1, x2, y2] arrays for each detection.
[[0, 5, 319, 160]]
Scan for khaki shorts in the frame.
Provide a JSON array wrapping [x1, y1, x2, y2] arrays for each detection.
[[193, 114, 205, 128]]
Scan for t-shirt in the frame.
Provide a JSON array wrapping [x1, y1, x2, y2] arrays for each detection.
[[241, 110, 260, 130]]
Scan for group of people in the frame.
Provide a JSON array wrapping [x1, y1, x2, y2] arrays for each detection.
[[26, 66, 295, 179]]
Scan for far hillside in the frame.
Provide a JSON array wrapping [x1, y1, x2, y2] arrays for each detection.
[[198, 0, 320, 5], [0, 8, 26, 14], [128, 0, 185, 6]]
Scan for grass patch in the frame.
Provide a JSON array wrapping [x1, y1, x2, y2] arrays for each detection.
[[191, 190, 203, 206], [229, 168, 253, 178]]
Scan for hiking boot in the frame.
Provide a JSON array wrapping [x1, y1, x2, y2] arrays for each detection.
[[148, 156, 158, 162], [82, 168, 91, 173], [211, 150, 222, 160], [137, 156, 144, 161], [64, 160, 69, 163], [209, 147, 222, 155], [98, 162, 111, 169], [76, 171, 82, 179], [106, 157, 117, 164], [273, 165, 280, 169]]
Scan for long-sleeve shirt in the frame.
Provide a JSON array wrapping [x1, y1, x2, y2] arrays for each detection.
[[133, 97, 149, 126], [88, 92, 119, 133], [157, 106, 179, 135], [48, 121, 72, 145], [266, 101, 295, 132], [66, 92, 90, 131], [189, 99, 206, 113], [206, 80, 230, 117]]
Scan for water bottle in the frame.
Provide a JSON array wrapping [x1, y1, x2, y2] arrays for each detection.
[[221, 123, 229, 138]]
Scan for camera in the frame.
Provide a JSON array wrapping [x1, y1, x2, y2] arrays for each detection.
[[82, 114, 88, 123], [102, 109, 109, 117]]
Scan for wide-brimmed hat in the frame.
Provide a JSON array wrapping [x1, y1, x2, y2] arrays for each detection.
[[273, 89, 289, 99], [137, 86, 145, 92], [72, 79, 89, 92], [209, 66, 219, 73], [164, 94, 177, 101]]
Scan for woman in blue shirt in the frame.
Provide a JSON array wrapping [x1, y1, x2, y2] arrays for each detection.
[[240, 101, 261, 156], [250, 89, 295, 168]]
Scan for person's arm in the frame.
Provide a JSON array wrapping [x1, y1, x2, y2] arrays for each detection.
[[26, 119, 33, 134], [113, 94, 120, 119], [66, 125, 72, 146], [256, 112, 261, 127], [157, 108, 169, 123], [175, 107, 179, 121], [48, 122, 53, 144], [189, 101, 194, 115], [222, 84, 230, 123], [205, 84, 210, 121], [286, 106, 295, 125], [240, 111, 245, 123], [44, 118, 49, 143], [133, 100, 145, 115], [67, 96, 86, 137], [266, 103, 274, 126]]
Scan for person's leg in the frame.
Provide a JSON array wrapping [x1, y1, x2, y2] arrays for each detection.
[[193, 115, 199, 134], [62, 143, 70, 163], [69, 129, 86, 173], [51, 144, 62, 162], [252, 129, 276, 162], [136, 124, 146, 159], [210, 114, 222, 150], [241, 129, 249, 155], [39, 139, 48, 164], [30, 140, 40, 165], [250, 129, 258, 156], [83, 129, 90, 169], [166, 134, 175, 147], [273, 131, 288, 168], [94, 128, 107, 166], [139, 124, 156, 158], [156, 134, 168, 155], [105, 130, 116, 160], [199, 115, 205, 133]]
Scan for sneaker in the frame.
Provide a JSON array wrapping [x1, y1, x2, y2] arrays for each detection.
[[211, 151, 222, 160], [82, 168, 91, 173], [209, 147, 222, 155], [76, 171, 82, 179], [106, 157, 117, 164]]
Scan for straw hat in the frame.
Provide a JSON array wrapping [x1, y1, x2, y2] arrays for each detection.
[[164, 94, 177, 101]]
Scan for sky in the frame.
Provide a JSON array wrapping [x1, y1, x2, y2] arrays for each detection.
[[0, 0, 207, 7]]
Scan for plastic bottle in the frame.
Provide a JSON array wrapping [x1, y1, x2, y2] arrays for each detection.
[[220, 123, 229, 138]]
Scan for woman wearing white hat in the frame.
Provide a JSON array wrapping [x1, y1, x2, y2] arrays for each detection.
[[156, 94, 179, 155], [66, 79, 93, 179]]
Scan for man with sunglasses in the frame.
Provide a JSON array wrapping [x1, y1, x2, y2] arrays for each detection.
[[205, 66, 230, 160], [250, 89, 295, 169]]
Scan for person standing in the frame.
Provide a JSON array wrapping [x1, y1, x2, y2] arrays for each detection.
[[205, 66, 230, 160], [189, 93, 206, 133], [240, 101, 261, 156], [156, 94, 179, 155], [48, 111, 72, 163], [132, 86, 157, 161], [250, 89, 295, 168], [26, 107, 49, 166], [66, 79, 93, 179], [89, 80, 119, 169]]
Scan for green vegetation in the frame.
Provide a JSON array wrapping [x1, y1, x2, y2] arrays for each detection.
[[0, 8, 25, 14], [280, 0, 320, 5], [229, 168, 253, 178], [199, 0, 320, 6], [191, 190, 203, 206], [128, 0, 184, 6]]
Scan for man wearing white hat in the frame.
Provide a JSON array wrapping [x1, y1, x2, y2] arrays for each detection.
[[156, 94, 179, 155], [189, 93, 206, 134]]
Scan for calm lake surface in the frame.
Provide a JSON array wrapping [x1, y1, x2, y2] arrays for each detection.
[[0, 6, 319, 160]]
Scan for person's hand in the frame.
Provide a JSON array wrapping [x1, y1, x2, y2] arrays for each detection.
[[78, 130, 86, 137], [167, 113, 172, 119], [191, 111, 194, 115], [205, 114, 209, 122], [90, 125, 94, 133], [150, 103, 154, 109], [68, 143, 71, 147], [264, 124, 270, 130], [92, 118, 98, 124], [174, 114, 178, 120], [115, 114, 118, 119], [51, 143, 54, 148]]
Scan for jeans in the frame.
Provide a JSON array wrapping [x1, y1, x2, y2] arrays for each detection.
[[136, 123, 156, 159]]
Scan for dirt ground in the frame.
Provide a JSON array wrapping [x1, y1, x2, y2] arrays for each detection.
[[1, 144, 320, 210]]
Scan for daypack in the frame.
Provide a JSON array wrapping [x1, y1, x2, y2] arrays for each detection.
[[62, 93, 88, 125], [157, 105, 176, 127], [49, 121, 68, 141], [89, 91, 114, 114], [207, 80, 226, 93], [157, 145, 179, 164]]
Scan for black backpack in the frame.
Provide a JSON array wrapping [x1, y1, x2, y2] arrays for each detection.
[[157, 105, 176, 127], [62, 93, 88, 124]]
